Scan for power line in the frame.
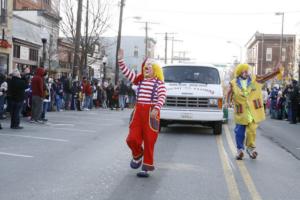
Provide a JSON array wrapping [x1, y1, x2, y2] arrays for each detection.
[[138, 9, 300, 16]]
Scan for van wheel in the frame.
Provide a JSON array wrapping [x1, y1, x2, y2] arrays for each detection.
[[213, 122, 222, 135]]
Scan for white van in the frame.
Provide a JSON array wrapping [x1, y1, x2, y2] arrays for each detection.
[[160, 64, 223, 134]]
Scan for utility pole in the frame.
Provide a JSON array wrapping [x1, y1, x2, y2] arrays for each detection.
[[115, 0, 125, 85], [260, 33, 264, 75], [165, 32, 168, 64], [171, 37, 183, 64], [135, 21, 159, 58], [145, 22, 148, 58], [84, 0, 89, 78], [275, 12, 284, 62], [73, 0, 83, 80], [156, 32, 176, 64]]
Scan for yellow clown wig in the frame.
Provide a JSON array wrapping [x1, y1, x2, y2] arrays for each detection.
[[234, 63, 251, 77], [143, 60, 164, 82]]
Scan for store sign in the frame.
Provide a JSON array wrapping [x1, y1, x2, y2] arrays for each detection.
[[20, 46, 29, 60]]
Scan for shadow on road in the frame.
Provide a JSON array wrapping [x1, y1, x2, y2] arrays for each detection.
[[161, 125, 214, 136]]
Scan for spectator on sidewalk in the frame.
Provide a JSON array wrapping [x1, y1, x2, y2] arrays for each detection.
[[7, 69, 27, 129], [72, 81, 82, 111], [0, 73, 7, 119], [118, 80, 128, 110], [52, 79, 63, 112], [63, 75, 72, 110], [262, 88, 268, 113], [270, 85, 279, 119], [106, 82, 114, 110], [100, 83, 107, 109], [128, 83, 136, 108], [82, 77, 92, 110], [290, 80, 299, 124], [41, 76, 51, 122], [31, 67, 45, 123], [275, 91, 285, 120]]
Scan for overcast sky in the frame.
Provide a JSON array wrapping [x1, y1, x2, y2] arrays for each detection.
[[104, 0, 300, 63]]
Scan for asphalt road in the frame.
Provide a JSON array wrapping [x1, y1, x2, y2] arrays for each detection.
[[0, 109, 299, 200]]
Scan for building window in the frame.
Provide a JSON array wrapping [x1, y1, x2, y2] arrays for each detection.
[[0, 0, 7, 24], [134, 46, 139, 57], [29, 49, 38, 61], [266, 48, 272, 62], [13, 45, 21, 58], [0, 53, 8, 74], [44, 0, 50, 5]]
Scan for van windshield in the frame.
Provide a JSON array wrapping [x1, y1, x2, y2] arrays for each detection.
[[163, 66, 220, 84]]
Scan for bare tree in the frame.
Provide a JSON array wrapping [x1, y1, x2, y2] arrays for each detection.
[[60, 0, 111, 79]]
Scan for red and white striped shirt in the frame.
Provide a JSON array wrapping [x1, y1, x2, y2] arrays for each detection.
[[118, 59, 166, 110]]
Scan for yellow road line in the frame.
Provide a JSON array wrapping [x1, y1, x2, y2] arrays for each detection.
[[216, 135, 241, 200], [224, 125, 263, 200]]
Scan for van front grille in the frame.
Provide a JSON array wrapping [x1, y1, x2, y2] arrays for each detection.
[[165, 96, 214, 108]]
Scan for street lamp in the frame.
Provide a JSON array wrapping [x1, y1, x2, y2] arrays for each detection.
[[227, 41, 242, 63], [40, 28, 48, 68], [275, 12, 284, 62], [102, 55, 108, 81]]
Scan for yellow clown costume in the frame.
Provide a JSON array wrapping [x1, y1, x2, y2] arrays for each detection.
[[230, 64, 266, 159], [229, 62, 282, 159]]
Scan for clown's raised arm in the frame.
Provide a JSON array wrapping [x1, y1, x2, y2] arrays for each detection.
[[255, 62, 282, 84], [225, 62, 282, 106], [117, 49, 137, 83], [117, 49, 166, 111]]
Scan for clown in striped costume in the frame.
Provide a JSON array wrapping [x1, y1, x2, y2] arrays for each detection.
[[118, 49, 166, 177]]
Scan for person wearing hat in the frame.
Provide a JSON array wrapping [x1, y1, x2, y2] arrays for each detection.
[[118, 49, 166, 177], [7, 69, 28, 129], [226, 63, 282, 160]]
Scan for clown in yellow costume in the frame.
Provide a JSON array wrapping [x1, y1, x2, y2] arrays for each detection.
[[226, 63, 282, 160]]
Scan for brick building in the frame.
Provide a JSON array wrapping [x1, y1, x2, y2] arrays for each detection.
[[13, 0, 61, 73], [13, 0, 52, 12], [57, 38, 74, 77], [246, 32, 296, 79]]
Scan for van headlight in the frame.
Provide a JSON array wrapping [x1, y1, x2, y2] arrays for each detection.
[[209, 98, 218, 106]]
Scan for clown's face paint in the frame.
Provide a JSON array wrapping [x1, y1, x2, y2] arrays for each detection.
[[144, 63, 154, 78], [241, 70, 249, 79]]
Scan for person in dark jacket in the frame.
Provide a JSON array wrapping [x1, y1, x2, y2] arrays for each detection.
[[106, 83, 114, 110], [7, 70, 27, 129], [118, 80, 128, 110], [290, 80, 299, 124]]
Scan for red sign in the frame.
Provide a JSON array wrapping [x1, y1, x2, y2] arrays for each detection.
[[0, 39, 12, 48]]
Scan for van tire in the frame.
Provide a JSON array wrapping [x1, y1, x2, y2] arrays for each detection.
[[213, 122, 222, 135], [159, 120, 167, 132]]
